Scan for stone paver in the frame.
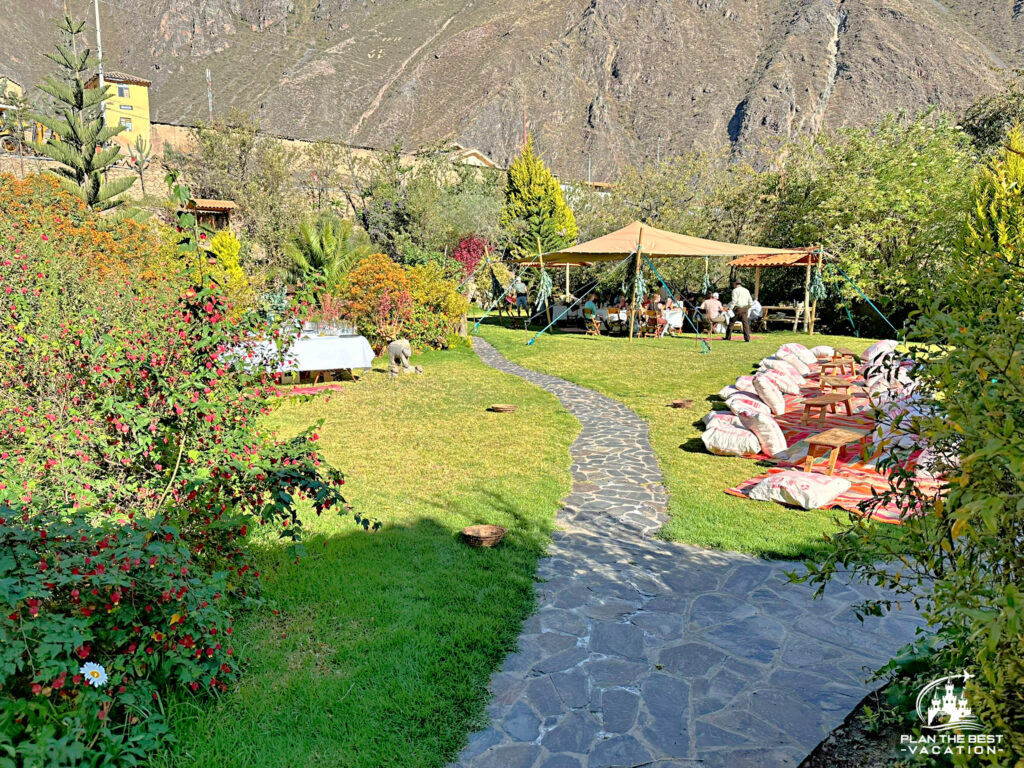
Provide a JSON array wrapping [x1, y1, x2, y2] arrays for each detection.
[[452, 338, 923, 768]]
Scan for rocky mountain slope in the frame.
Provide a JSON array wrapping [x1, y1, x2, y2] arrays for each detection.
[[2, 0, 1021, 178]]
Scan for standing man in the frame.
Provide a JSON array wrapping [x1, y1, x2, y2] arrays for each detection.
[[725, 278, 753, 342], [513, 276, 529, 319]]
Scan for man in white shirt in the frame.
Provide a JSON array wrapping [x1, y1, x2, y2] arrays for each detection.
[[726, 279, 753, 342]]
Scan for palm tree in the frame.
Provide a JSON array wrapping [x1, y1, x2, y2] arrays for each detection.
[[284, 214, 373, 289]]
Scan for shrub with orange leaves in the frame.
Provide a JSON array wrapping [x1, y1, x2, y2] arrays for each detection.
[[343, 251, 414, 351], [0, 173, 166, 279]]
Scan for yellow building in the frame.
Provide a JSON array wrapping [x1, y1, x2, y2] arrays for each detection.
[[84, 71, 152, 148], [1, 76, 23, 103]]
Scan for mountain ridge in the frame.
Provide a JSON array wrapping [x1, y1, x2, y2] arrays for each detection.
[[1, 0, 1020, 178]]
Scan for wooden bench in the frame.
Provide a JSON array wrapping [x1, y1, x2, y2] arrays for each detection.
[[760, 305, 806, 332], [803, 427, 869, 475], [801, 392, 854, 425]]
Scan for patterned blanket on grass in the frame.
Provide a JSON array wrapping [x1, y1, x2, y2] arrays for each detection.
[[723, 365, 943, 523]]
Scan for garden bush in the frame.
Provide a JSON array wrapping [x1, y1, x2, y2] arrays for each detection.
[[342, 252, 414, 351], [406, 263, 469, 348], [342, 252, 467, 351], [797, 129, 1024, 765], [0, 174, 161, 278], [0, 512, 236, 766], [452, 235, 489, 277], [0, 175, 354, 765]]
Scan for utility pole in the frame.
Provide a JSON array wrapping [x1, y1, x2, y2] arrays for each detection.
[[206, 68, 214, 122], [93, 0, 105, 125]]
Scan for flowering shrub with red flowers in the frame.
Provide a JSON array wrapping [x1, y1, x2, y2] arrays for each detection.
[[451, 235, 489, 277], [0, 175, 359, 764], [0, 512, 233, 765]]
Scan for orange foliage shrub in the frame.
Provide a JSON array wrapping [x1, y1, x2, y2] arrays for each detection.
[[343, 252, 414, 351], [0, 173, 164, 277]]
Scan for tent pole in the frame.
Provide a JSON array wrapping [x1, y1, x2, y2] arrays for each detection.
[[754, 266, 761, 302], [809, 250, 821, 336], [802, 261, 811, 333], [565, 264, 570, 301], [628, 230, 643, 340], [539, 251, 551, 326]]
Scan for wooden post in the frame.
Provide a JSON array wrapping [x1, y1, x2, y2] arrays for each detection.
[[565, 264, 570, 300], [754, 267, 761, 302], [802, 261, 811, 333]]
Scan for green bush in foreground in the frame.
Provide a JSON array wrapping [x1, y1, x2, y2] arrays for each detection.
[[798, 129, 1024, 766], [0, 177, 352, 766]]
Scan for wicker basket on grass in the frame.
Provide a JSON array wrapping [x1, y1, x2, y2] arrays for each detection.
[[461, 524, 507, 548]]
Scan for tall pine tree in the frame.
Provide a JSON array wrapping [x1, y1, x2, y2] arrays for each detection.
[[32, 16, 134, 211], [501, 134, 578, 257]]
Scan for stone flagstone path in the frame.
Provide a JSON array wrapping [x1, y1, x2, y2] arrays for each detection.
[[452, 339, 923, 768]]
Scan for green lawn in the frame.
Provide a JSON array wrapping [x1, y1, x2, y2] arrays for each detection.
[[478, 322, 877, 559], [156, 344, 577, 768]]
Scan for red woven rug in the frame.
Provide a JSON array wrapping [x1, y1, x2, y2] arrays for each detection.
[[723, 365, 942, 523]]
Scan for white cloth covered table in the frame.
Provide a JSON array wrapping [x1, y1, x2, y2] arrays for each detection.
[[288, 335, 376, 372], [242, 335, 376, 372]]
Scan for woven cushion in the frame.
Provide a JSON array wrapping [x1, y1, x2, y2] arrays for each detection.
[[738, 412, 788, 457], [753, 373, 786, 416], [749, 471, 851, 509], [702, 422, 761, 457]]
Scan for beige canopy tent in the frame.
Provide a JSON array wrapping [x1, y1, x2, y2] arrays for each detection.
[[533, 221, 814, 264], [524, 221, 813, 338], [728, 250, 829, 334]]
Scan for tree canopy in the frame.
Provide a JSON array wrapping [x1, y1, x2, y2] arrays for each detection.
[[501, 135, 578, 258]]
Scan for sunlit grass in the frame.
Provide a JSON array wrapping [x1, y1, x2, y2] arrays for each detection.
[[479, 323, 877, 559], [156, 344, 577, 768]]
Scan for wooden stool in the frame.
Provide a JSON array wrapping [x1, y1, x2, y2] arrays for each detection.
[[819, 360, 845, 377], [801, 393, 854, 425], [819, 375, 859, 393], [803, 427, 869, 475], [831, 350, 857, 376]]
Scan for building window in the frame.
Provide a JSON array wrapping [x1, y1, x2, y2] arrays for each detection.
[[119, 118, 132, 132], [119, 104, 132, 110], [118, 84, 129, 98]]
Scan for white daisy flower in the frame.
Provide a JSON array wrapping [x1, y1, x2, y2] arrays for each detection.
[[80, 662, 108, 688]]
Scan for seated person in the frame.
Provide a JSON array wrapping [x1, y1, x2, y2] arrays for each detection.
[[583, 293, 600, 326], [698, 291, 725, 332], [749, 299, 763, 326]]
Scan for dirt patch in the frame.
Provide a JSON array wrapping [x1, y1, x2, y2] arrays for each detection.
[[801, 687, 906, 768]]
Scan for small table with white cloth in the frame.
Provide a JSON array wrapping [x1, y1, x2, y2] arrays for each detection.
[[242, 334, 376, 382]]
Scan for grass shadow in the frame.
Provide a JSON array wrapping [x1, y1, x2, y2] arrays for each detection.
[[159, 514, 546, 768]]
